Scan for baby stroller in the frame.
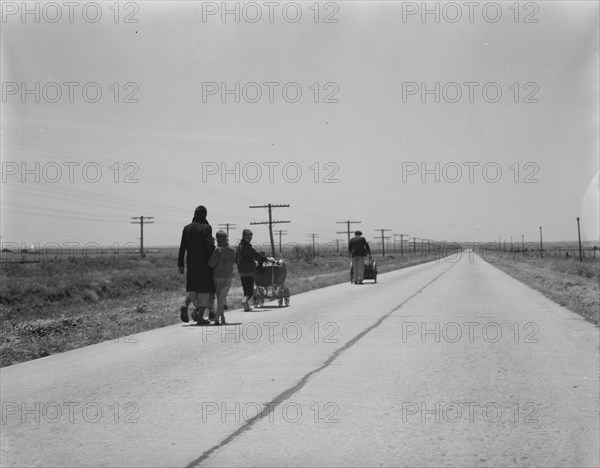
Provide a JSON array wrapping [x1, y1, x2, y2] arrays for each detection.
[[253, 259, 290, 307]]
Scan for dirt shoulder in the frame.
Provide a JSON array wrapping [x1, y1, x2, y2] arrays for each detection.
[[1, 252, 443, 367], [484, 255, 599, 326]]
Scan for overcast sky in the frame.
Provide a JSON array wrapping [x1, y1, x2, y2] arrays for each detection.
[[1, 1, 598, 249]]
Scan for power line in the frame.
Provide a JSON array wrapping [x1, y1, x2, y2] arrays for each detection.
[[336, 220, 361, 258], [394, 233, 409, 259], [275, 229, 288, 254], [374, 229, 392, 256], [3, 205, 127, 223], [249, 203, 290, 257], [218, 223, 236, 238], [1, 127, 272, 208], [307, 233, 319, 262], [131, 216, 154, 257]]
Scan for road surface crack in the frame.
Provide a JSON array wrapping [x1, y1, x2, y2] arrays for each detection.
[[186, 262, 456, 467]]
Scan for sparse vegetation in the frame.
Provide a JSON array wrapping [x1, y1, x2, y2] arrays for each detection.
[[484, 253, 599, 325], [0, 250, 447, 367]]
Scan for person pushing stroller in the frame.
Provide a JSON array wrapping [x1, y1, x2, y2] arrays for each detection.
[[235, 229, 267, 311], [349, 230, 371, 284]]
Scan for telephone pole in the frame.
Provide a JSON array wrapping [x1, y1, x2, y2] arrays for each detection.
[[374, 229, 392, 256], [275, 230, 288, 254], [218, 223, 236, 238], [336, 220, 361, 258], [392, 234, 400, 253], [577, 217, 583, 262], [250, 204, 290, 257], [410, 237, 419, 253], [308, 233, 319, 262], [395, 233, 409, 259], [539, 226, 543, 258], [131, 216, 154, 258]]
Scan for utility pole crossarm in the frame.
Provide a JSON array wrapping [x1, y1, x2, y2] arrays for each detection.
[[131, 216, 154, 258], [275, 230, 288, 255], [374, 228, 392, 256], [336, 220, 361, 258], [218, 223, 236, 238], [250, 220, 291, 225], [394, 233, 409, 259], [249, 204, 291, 258]]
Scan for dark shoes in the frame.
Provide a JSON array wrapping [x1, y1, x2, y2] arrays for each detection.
[[191, 309, 199, 322], [180, 306, 189, 322], [209, 311, 216, 321], [214, 314, 226, 326]]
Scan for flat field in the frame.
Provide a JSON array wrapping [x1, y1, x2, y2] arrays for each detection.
[[0, 249, 446, 367], [483, 250, 599, 325]]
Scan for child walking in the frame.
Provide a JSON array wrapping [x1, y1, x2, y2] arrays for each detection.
[[208, 230, 236, 325]]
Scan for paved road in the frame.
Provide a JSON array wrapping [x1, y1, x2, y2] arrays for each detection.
[[1, 253, 598, 467]]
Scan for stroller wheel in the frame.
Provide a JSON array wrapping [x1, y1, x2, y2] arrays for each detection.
[[252, 292, 260, 307], [283, 286, 290, 306], [254, 287, 265, 307]]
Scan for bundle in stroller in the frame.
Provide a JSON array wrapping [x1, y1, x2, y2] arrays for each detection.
[[253, 258, 290, 307]]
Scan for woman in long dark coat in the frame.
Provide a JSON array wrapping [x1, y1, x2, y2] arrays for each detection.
[[178, 205, 215, 324]]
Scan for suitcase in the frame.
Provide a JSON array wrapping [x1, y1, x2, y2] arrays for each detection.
[[349, 257, 377, 283]]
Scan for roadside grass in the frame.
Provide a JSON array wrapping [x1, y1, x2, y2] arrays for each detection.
[[484, 253, 599, 325], [1, 250, 446, 367]]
